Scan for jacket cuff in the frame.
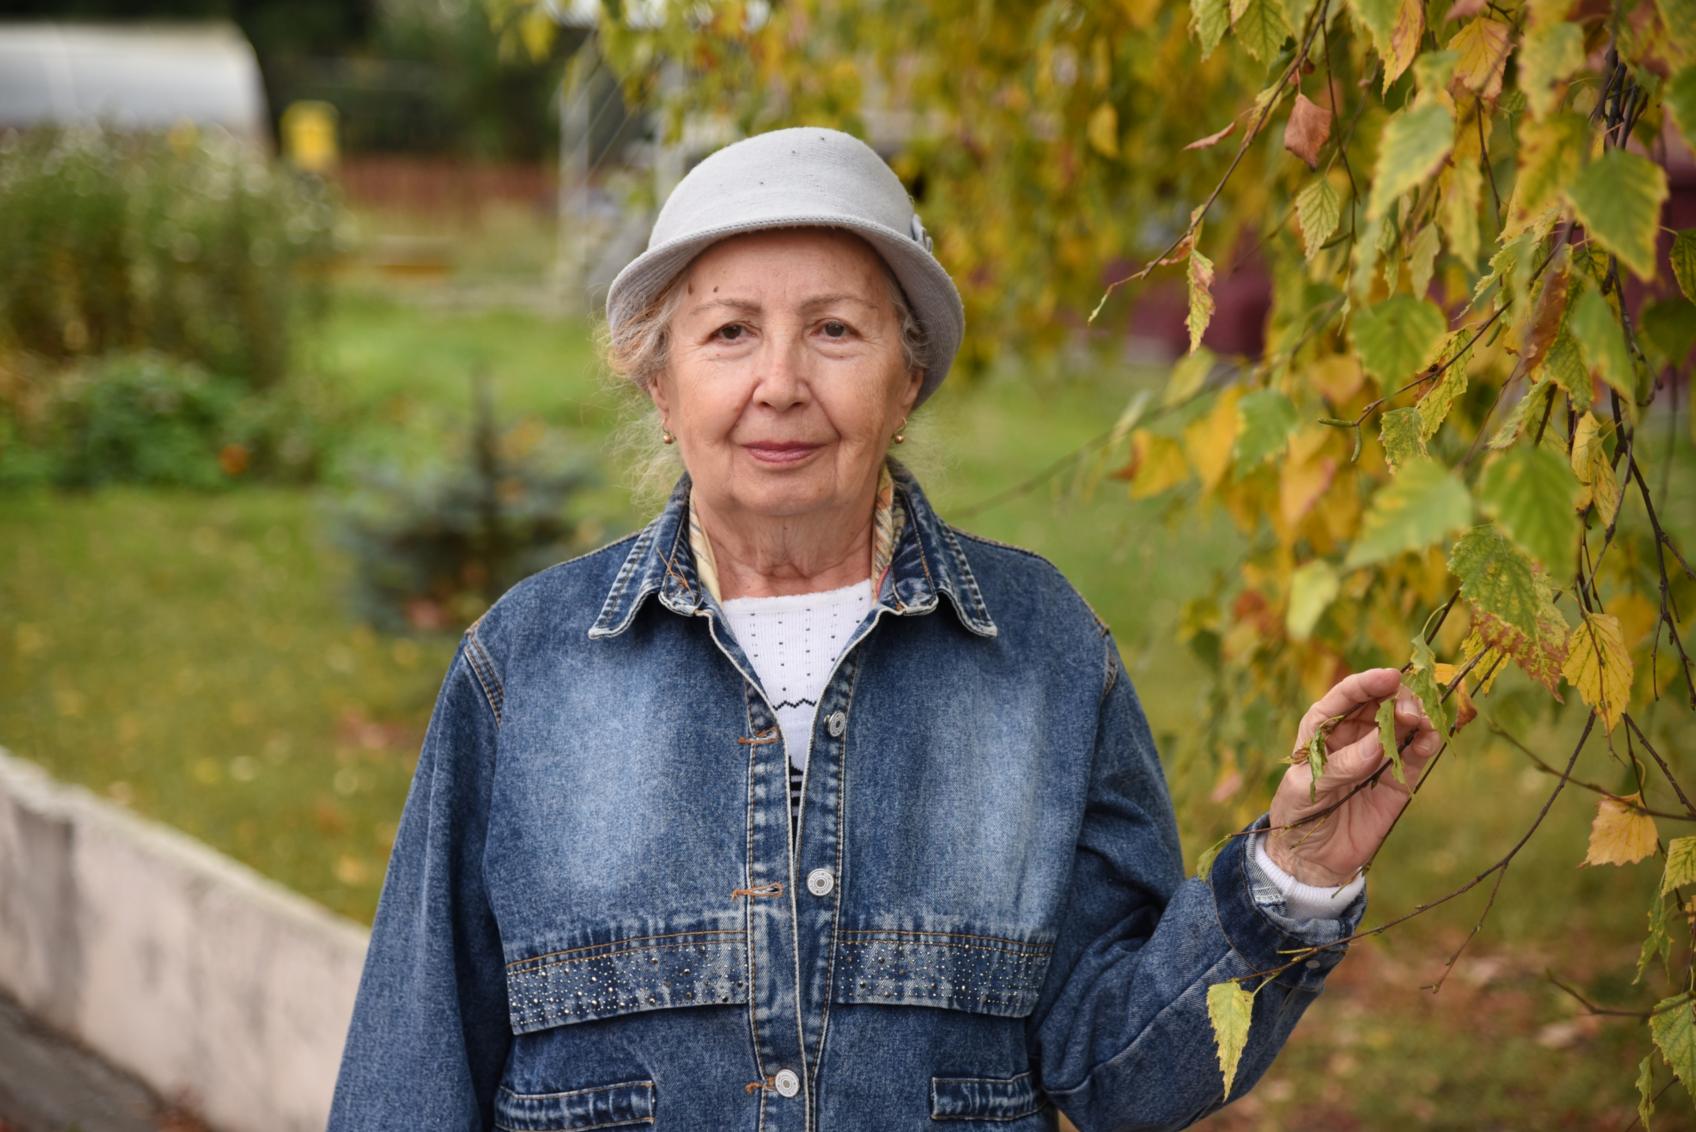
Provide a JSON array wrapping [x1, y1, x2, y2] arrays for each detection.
[[1208, 813, 1366, 993]]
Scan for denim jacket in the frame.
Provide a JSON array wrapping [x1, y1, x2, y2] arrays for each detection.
[[327, 460, 1365, 1132]]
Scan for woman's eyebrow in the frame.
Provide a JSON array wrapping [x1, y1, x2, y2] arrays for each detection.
[[687, 293, 879, 317]]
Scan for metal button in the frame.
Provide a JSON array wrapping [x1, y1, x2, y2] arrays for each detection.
[[806, 867, 834, 896], [826, 710, 846, 737], [773, 1068, 800, 1097]]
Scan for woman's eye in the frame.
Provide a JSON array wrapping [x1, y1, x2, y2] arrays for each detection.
[[822, 320, 849, 339], [714, 323, 745, 342]]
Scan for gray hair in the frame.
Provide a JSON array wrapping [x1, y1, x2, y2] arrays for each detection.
[[597, 242, 932, 507]]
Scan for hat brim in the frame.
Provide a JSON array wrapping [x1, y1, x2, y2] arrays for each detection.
[[605, 212, 964, 409]]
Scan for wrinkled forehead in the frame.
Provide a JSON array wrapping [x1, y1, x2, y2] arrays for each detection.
[[675, 226, 897, 306]]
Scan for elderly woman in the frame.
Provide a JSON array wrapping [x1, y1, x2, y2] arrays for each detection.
[[328, 127, 1440, 1131]]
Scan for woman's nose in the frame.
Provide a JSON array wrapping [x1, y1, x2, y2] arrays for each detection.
[[752, 332, 808, 409]]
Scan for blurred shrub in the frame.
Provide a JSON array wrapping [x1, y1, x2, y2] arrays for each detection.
[[328, 373, 599, 632], [0, 124, 339, 391], [0, 352, 327, 490]]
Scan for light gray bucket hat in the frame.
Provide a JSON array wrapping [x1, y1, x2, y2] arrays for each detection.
[[605, 126, 965, 408]]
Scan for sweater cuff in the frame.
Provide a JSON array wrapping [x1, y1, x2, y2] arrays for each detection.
[[1248, 830, 1366, 920]]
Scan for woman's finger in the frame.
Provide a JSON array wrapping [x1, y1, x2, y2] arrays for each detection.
[[1310, 667, 1402, 724]]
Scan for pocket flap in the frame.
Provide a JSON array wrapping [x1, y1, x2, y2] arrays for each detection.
[[505, 913, 748, 1035], [830, 918, 1056, 1018], [930, 1070, 1044, 1122], [495, 1079, 655, 1130]]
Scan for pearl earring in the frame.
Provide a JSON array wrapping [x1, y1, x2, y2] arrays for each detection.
[[662, 428, 675, 445], [893, 417, 907, 444]]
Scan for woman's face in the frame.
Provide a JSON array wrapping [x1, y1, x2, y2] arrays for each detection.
[[649, 227, 922, 525]]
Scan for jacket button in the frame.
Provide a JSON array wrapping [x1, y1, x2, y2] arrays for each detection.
[[773, 1068, 801, 1097], [826, 710, 846, 737], [806, 867, 834, 896]]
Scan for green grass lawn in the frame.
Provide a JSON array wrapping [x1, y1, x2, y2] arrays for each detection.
[[3, 275, 1694, 1128]]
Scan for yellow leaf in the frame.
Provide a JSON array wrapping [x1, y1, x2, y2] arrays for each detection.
[[1185, 386, 1244, 493], [1662, 837, 1696, 894], [1126, 430, 1189, 499], [1432, 662, 1478, 729], [1188, 247, 1216, 353], [1570, 413, 1620, 527], [1309, 353, 1367, 406], [1583, 793, 1658, 866], [1088, 102, 1120, 158], [1279, 434, 1339, 528], [1207, 978, 1258, 1099], [1562, 611, 1634, 731], [1447, 18, 1512, 103]]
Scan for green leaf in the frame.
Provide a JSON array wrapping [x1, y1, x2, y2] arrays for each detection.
[[1408, 222, 1441, 299], [1507, 112, 1588, 236], [1368, 102, 1454, 221], [1651, 996, 1696, 1104], [1408, 633, 1452, 739], [1441, 152, 1483, 268], [1375, 696, 1405, 784], [1564, 149, 1671, 281], [1352, 295, 1446, 391], [1207, 979, 1258, 1099], [1196, 832, 1232, 880], [1192, 0, 1232, 58], [1641, 299, 1696, 376], [1306, 731, 1328, 801], [1350, 0, 1423, 90], [1639, 886, 1676, 984], [1188, 247, 1216, 353], [1287, 558, 1340, 640], [1297, 178, 1343, 263], [1233, 389, 1300, 468], [1538, 331, 1593, 412], [1671, 230, 1696, 305], [1568, 285, 1637, 404], [1478, 445, 1580, 580], [1379, 406, 1427, 473], [1164, 347, 1216, 406], [1343, 457, 1473, 569], [1518, 21, 1584, 119], [1638, 1054, 1656, 1132], [1232, 0, 1291, 61], [1416, 349, 1468, 441], [1662, 837, 1696, 895], [1487, 381, 1552, 451], [1669, 66, 1696, 151], [1449, 523, 1541, 640]]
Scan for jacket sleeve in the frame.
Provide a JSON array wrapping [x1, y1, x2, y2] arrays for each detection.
[[327, 629, 511, 1130], [1024, 635, 1365, 1132]]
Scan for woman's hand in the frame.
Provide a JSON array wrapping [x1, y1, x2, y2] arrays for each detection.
[[1266, 667, 1448, 887]]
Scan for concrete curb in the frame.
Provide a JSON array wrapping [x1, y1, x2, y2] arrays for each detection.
[[0, 747, 370, 1132]]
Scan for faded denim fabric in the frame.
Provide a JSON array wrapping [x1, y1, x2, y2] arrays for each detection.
[[327, 460, 1366, 1132]]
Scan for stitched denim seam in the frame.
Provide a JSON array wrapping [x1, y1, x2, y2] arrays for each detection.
[[506, 930, 747, 972], [930, 1069, 1042, 1122], [953, 529, 1113, 639], [836, 930, 1054, 956], [463, 624, 505, 727], [494, 1118, 653, 1132], [497, 1080, 654, 1104]]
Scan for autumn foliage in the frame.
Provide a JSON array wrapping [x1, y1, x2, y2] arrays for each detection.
[[503, 0, 1695, 1118]]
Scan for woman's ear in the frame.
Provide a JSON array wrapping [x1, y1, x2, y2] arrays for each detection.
[[899, 367, 924, 414], [646, 374, 672, 421]]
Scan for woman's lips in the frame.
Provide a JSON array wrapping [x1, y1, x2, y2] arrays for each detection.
[[744, 442, 821, 466]]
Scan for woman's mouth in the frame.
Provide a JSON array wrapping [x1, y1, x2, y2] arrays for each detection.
[[744, 442, 821, 466]]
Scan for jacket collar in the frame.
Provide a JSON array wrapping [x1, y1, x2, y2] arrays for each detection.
[[588, 458, 997, 640]]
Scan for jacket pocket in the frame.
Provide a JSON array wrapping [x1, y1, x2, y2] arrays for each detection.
[[930, 1070, 1045, 1123], [828, 917, 1057, 1018], [494, 1078, 656, 1130], [504, 913, 749, 1035]]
